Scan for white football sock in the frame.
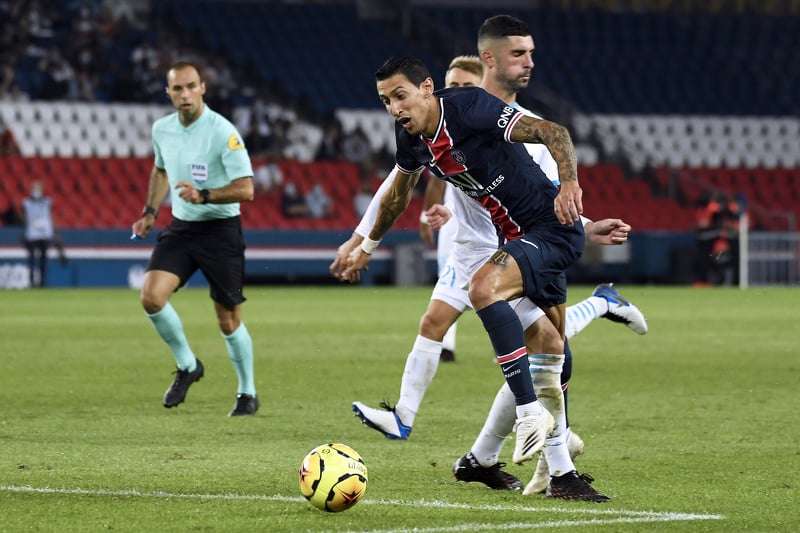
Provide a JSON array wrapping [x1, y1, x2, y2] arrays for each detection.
[[469, 382, 516, 467], [529, 353, 574, 476], [396, 335, 441, 425], [441, 322, 457, 352], [564, 296, 608, 339]]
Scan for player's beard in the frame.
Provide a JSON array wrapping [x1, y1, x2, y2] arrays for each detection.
[[510, 75, 530, 94]]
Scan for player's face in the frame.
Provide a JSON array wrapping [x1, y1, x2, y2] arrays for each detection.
[[445, 67, 481, 88], [377, 74, 436, 137], [492, 35, 535, 94], [166, 66, 206, 125]]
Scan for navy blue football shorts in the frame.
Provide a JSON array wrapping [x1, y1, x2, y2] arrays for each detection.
[[502, 221, 584, 309], [147, 216, 246, 307]]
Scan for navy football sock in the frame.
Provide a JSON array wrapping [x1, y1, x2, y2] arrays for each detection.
[[476, 301, 537, 405]]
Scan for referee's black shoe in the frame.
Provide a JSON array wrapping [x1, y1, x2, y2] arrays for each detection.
[[163, 359, 204, 408], [229, 394, 259, 416]]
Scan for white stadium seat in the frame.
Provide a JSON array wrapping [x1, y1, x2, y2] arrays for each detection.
[[2, 101, 797, 170]]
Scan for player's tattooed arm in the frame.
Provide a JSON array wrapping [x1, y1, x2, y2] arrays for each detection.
[[369, 169, 421, 240], [510, 115, 583, 223], [509, 116, 578, 184]]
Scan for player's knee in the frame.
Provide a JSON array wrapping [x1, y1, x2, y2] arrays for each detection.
[[540, 326, 564, 354], [140, 289, 167, 314], [467, 275, 494, 310], [218, 316, 240, 335], [527, 318, 563, 354], [418, 311, 451, 341]]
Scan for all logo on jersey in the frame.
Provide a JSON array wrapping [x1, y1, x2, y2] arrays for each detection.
[[227, 134, 244, 150]]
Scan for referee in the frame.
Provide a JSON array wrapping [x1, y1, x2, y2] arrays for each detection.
[[131, 61, 258, 416]]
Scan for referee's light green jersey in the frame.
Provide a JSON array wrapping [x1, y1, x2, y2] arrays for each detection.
[[152, 106, 253, 221]]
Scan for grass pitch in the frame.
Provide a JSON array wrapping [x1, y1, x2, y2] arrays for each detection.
[[1, 285, 798, 532]]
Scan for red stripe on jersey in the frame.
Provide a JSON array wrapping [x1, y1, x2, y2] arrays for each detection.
[[496, 347, 527, 364], [477, 195, 523, 240], [421, 120, 467, 176], [503, 112, 524, 143]]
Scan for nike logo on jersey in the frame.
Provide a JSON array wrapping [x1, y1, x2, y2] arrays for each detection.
[[520, 239, 540, 249]]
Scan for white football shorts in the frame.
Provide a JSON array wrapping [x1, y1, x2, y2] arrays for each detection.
[[429, 244, 545, 329]]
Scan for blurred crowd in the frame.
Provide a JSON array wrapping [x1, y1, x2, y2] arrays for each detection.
[[0, 0, 237, 114], [0, 0, 402, 223]]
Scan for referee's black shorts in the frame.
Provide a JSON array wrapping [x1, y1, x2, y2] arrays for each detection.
[[147, 216, 246, 307]]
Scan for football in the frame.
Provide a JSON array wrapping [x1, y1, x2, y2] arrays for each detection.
[[299, 443, 368, 513]]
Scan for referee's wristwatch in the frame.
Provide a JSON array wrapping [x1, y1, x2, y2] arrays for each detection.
[[142, 205, 158, 218], [200, 189, 210, 204]]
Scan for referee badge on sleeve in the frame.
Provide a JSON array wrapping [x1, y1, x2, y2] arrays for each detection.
[[227, 134, 244, 150]]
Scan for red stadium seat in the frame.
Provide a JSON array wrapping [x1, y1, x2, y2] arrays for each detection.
[[9, 157, 796, 231]]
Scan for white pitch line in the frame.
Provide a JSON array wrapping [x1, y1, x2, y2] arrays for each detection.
[[359, 497, 723, 520], [0, 485, 724, 529], [0, 485, 302, 502], [344, 514, 725, 533]]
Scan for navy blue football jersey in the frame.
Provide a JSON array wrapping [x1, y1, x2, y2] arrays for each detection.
[[395, 87, 560, 241]]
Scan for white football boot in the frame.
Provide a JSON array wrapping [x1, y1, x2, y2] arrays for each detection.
[[593, 283, 648, 335], [352, 401, 411, 440], [512, 402, 556, 464]]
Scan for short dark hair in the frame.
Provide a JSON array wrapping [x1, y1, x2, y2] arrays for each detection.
[[168, 61, 203, 82], [375, 56, 431, 86], [478, 14, 532, 46]]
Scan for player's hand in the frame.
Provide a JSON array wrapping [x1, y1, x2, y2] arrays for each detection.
[[330, 234, 362, 281], [175, 180, 202, 204], [340, 247, 372, 283], [586, 218, 631, 245], [425, 204, 452, 232], [554, 181, 583, 225]]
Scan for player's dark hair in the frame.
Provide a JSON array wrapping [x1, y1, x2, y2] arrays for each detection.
[[375, 56, 431, 86], [478, 14, 532, 42]]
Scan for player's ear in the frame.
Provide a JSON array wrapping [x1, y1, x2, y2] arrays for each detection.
[[421, 77, 434, 97], [481, 50, 494, 68]]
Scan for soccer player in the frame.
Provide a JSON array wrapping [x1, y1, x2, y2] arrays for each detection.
[[130, 61, 259, 416], [337, 50, 606, 498], [333, 50, 644, 500]]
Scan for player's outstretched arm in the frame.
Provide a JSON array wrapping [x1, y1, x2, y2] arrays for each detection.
[[340, 168, 422, 282], [331, 167, 401, 282], [585, 218, 632, 245], [354, 167, 399, 239]]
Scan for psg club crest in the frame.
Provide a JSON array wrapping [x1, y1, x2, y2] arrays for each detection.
[[451, 149, 467, 166]]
